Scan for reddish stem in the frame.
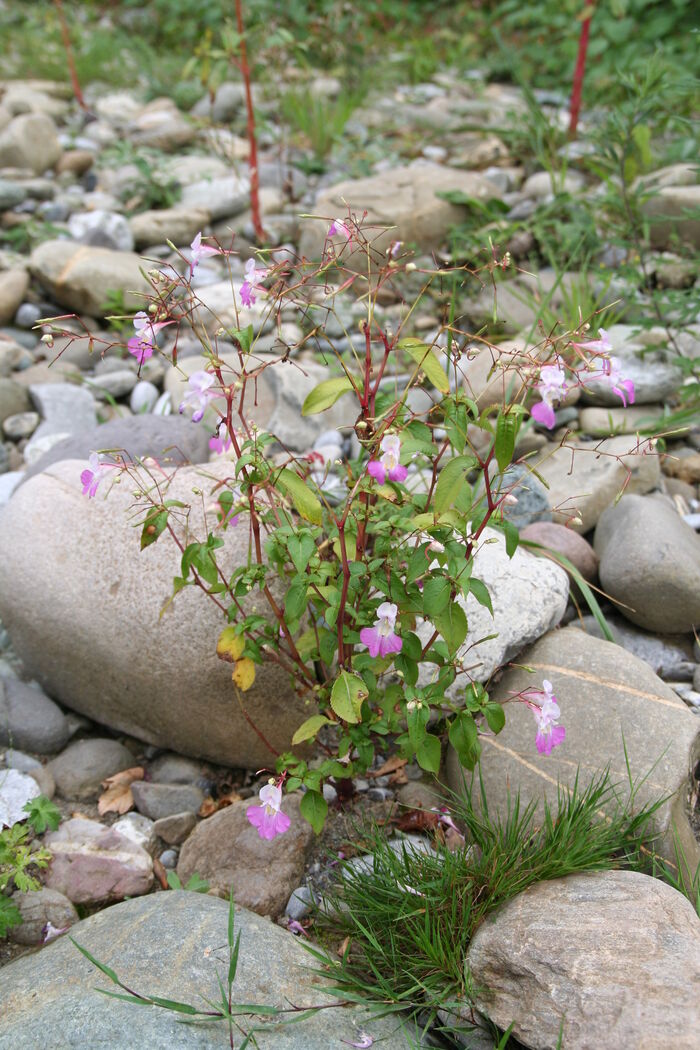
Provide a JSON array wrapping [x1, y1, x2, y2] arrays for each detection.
[[53, 0, 87, 111], [568, 4, 594, 139], [234, 0, 265, 242]]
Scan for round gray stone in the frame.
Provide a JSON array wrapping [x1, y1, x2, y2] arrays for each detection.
[[9, 887, 78, 945], [48, 738, 135, 799], [0, 677, 70, 753], [130, 782, 204, 821]]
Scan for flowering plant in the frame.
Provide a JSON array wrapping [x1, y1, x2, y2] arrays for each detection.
[[41, 219, 649, 839]]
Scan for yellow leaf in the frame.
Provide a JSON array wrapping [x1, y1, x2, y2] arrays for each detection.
[[232, 657, 256, 692], [217, 626, 244, 663]]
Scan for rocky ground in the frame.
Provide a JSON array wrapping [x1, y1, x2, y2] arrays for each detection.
[[0, 68, 699, 1050]]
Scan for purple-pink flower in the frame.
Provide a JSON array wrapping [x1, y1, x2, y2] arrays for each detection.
[[239, 257, 269, 308], [179, 371, 217, 423], [573, 327, 612, 356], [530, 364, 568, 430], [127, 311, 173, 366], [80, 452, 117, 499], [328, 217, 351, 241], [246, 782, 291, 840], [596, 356, 636, 407], [209, 430, 232, 455], [524, 680, 565, 755], [341, 1035, 373, 1049], [359, 601, 403, 659], [189, 231, 220, 274], [367, 433, 408, 485]]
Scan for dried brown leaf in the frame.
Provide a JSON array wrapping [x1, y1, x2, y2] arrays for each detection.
[[98, 766, 145, 815], [367, 755, 407, 779]]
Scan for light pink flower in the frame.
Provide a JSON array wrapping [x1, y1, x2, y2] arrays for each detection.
[[359, 601, 403, 659], [341, 1035, 373, 1049], [239, 257, 269, 308], [246, 782, 291, 840], [389, 240, 403, 258], [524, 680, 565, 755], [179, 371, 217, 423], [189, 232, 220, 274], [596, 356, 635, 407], [573, 327, 613, 355], [367, 433, 408, 485], [80, 452, 117, 498], [127, 312, 173, 366], [530, 364, 568, 430], [209, 431, 232, 455], [328, 218, 351, 240]]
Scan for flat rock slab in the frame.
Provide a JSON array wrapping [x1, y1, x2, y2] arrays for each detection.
[[177, 795, 314, 918], [447, 626, 700, 872], [43, 816, 153, 904], [594, 494, 700, 634], [0, 891, 422, 1049], [466, 870, 700, 1050], [533, 435, 660, 533], [0, 460, 309, 768]]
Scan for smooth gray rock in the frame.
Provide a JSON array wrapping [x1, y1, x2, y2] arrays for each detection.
[[147, 752, 204, 784], [0, 892, 421, 1048], [22, 413, 211, 483], [466, 870, 700, 1050], [152, 811, 196, 845], [594, 495, 700, 633], [0, 461, 310, 767], [29, 240, 151, 316], [577, 613, 695, 679], [130, 781, 204, 821], [0, 113, 62, 173], [3, 749, 55, 799], [285, 885, 314, 921], [533, 435, 660, 533], [25, 382, 97, 463], [448, 627, 700, 873], [68, 210, 134, 252], [180, 176, 249, 220], [0, 677, 70, 752], [2, 411, 39, 440], [48, 738, 135, 799], [177, 795, 314, 918], [0, 378, 31, 425], [580, 356, 683, 406], [497, 463, 552, 529], [0, 179, 26, 209], [9, 887, 78, 945], [418, 526, 568, 687]]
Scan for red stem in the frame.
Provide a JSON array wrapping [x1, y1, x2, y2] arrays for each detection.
[[53, 0, 87, 111], [234, 0, 265, 242], [568, 4, 594, 139]]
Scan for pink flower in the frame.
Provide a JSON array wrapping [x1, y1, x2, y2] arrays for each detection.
[[189, 232, 220, 274], [597, 356, 636, 407], [341, 1035, 373, 1049], [80, 452, 117, 498], [530, 364, 568, 430], [127, 312, 173, 366], [367, 433, 408, 484], [573, 327, 613, 355], [209, 431, 232, 455], [524, 680, 565, 755], [179, 371, 217, 422], [328, 218, 351, 240], [359, 601, 403, 659], [246, 782, 291, 840], [239, 257, 269, 308]]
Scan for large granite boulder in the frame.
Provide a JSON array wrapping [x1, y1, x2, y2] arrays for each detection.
[[448, 626, 700, 873], [0, 892, 421, 1048], [0, 459, 309, 768], [466, 870, 700, 1050]]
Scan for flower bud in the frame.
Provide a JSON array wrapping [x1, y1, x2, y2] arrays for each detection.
[[405, 262, 417, 272]]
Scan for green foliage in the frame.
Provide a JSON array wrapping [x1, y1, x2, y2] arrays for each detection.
[[281, 88, 365, 166], [166, 870, 211, 893], [309, 769, 669, 1024], [0, 795, 60, 937]]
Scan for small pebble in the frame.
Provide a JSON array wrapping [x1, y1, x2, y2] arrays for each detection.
[[14, 303, 43, 329], [159, 849, 178, 869], [285, 885, 314, 921]]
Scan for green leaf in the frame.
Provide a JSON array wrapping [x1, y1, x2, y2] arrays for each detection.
[[448, 713, 481, 770], [275, 469, 323, 525], [287, 533, 316, 575], [330, 671, 367, 724], [422, 576, 451, 618], [435, 603, 468, 654], [434, 455, 476, 515], [416, 734, 441, 773], [140, 507, 169, 550], [502, 519, 519, 559], [398, 337, 450, 394], [484, 703, 506, 734], [292, 715, 332, 746], [284, 576, 308, 621], [0, 896, 22, 938], [70, 939, 121, 985], [469, 578, 493, 615], [22, 795, 61, 834], [301, 376, 357, 415], [299, 790, 327, 834], [494, 411, 518, 472], [227, 323, 254, 353]]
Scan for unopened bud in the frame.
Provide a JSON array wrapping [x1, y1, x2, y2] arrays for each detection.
[[503, 494, 518, 506], [571, 515, 583, 526], [41, 333, 54, 348], [405, 262, 417, 272], [192, 487, 202, 495]]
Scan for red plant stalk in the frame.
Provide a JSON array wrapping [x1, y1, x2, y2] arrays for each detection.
[[568, 3, 594, 139], [234, 0, 265, 242], [53, 0, 87, 112]]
